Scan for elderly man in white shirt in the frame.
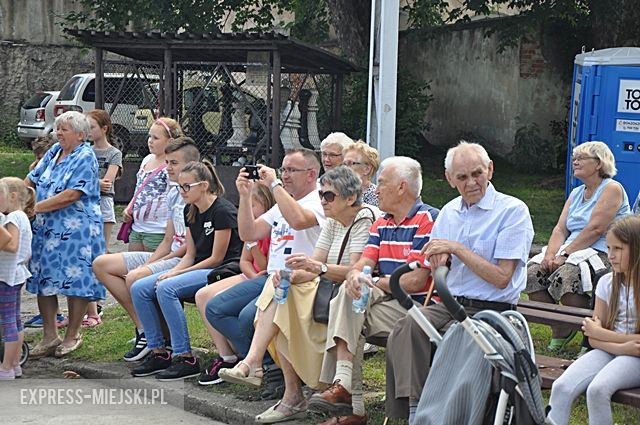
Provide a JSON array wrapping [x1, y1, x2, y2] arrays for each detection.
[[384, 141, 535, 421]]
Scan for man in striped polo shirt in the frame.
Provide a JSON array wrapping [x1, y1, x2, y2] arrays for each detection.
[[309, 156, 438, 425]]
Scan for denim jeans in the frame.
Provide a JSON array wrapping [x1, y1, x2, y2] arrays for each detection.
[[205, 274, 274, 366], [131, 268, 212, 355]]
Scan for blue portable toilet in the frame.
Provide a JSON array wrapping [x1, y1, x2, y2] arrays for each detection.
[[567, 47, 640, 201]]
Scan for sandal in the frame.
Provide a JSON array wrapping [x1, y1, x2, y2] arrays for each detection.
[[217, 360, 263, 387], [54, 335, 83, 357], [256, 399, 308, 423], [547, 330, 578, 352], [81, 315, 103, 328]]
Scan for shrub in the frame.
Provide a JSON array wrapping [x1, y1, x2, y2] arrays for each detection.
[[510, 123, 558, 173]]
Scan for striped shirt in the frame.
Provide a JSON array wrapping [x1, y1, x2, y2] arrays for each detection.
[[362, 199, 437, 277]]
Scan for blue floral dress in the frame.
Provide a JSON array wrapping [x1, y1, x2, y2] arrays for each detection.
[[26, 142, 106, 301]]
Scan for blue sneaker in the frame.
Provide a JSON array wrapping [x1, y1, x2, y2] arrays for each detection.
[[56, 314, 67, 328], [24, 314, 67, 328], [24, 314, 43, 328]]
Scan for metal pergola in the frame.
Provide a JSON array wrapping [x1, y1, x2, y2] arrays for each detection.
[[65, 29, 360, 164]]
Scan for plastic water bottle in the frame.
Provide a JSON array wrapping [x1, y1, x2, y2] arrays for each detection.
[[352, 265, 372, 313], [274, 267, 292, 304]]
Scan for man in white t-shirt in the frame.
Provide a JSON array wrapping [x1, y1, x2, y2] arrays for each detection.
[[205, 148, 326, 399]]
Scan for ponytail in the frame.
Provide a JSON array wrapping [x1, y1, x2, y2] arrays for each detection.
[[24, 187, 36, 219]]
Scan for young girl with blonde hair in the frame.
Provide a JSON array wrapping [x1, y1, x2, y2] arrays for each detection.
[[0, 177, 35, 379], [548, 215, 640, 425]]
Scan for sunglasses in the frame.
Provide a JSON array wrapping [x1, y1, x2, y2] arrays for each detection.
[[318, 190, 337, 202], [179, 181, 205, 192]]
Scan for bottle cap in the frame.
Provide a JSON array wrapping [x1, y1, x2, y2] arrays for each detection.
[[362, 265, 372, 274]]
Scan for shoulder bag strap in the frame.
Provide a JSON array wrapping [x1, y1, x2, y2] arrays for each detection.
[[127, 163, 167, 212], [336, 206, 376, 264]]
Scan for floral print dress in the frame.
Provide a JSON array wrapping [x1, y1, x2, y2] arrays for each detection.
[[26, 142, 106, 300]]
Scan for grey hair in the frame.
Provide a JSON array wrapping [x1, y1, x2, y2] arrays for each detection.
[[320, 132, 354, 151], [380, 156, 423, 196], [55, 111, 91, 139], [573, 141, 617, 178], [319, 165, 363, 206], [444, 140, 491, 171]]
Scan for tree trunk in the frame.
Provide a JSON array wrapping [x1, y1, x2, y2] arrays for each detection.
[[325, 0, 371, 64]]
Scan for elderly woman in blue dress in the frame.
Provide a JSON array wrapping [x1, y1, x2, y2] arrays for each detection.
[[25, 111, 105, 358], [525, 141, 630, 351]]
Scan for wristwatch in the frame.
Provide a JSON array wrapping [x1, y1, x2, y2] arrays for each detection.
[[319, 263, 328, 276], [270, 179, 283, 191], [245, 242, 258, 251], [556, 249, 569, 258]]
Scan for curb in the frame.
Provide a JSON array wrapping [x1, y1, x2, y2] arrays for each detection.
[[38, 357, 310, 425]]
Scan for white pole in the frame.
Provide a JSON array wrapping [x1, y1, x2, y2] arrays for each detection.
[[369, 0, 399, 162], [366, 0, 377, 146]]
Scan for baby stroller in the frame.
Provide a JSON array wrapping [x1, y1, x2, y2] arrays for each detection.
[[0, 330, 29, 367], [389, 262, 550, 425]]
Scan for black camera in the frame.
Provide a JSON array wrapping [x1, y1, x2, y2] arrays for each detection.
[[244, 165, 260, 180]]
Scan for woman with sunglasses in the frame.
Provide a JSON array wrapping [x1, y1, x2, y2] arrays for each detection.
[[130, 161, 243, 381], [218, 166, 380, 424]]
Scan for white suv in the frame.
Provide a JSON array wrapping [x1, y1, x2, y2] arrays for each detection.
[[54, 73, 158, 156]]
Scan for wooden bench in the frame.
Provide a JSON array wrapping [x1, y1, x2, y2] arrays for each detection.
[[519, 300, 640, 408]]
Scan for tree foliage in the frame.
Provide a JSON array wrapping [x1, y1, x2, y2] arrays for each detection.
[[61, 0, 294, 33]]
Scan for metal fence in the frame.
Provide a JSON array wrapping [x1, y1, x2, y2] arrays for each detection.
[[99, 61, 162, 158], [102, 60, 334, 164]]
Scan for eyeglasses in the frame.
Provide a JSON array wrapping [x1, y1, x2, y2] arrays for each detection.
[[572, 155, 599, 162], [343, 161, 363, 167], [318, 190, 337, 202], [179, 181, 205, 192], [321, 151, 343, 159], [278, 167, 312, 175]]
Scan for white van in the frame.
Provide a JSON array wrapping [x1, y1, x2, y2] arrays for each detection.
[[54, 73, 158, 156]]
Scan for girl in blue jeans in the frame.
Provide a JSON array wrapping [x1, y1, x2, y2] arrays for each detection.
[[130, 161, 243, 381]]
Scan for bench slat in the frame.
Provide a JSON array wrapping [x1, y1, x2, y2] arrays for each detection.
[[519, 300, 593, 318], [518, 307, 585, 330]]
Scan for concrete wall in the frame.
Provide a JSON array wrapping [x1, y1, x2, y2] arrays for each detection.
[[0, 0, 92, 117], [399, 21, 570, 156]]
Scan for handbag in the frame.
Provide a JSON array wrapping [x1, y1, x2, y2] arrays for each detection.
[[116, 163, 167, 243], [312, 207, 376, 323], [207, 258, 242, 284]]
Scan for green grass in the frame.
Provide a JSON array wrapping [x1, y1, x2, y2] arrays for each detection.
[[0, 150, 33, 179]]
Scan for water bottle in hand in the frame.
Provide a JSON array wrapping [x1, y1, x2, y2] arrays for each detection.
[[274, 267, 292, 304], [352, 265, 373, 313]]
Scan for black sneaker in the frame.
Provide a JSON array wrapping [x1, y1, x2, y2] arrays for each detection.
[[156, 356, 201, 382], [198, 357, 239, 386], [131, 351, 172, 377], [124, 330, 151, 362], [260, 366, 285, 400]]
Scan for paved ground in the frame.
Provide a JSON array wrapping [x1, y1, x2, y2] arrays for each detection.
[[0, 358, 226, 424], [2, 357, 307, 425]]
